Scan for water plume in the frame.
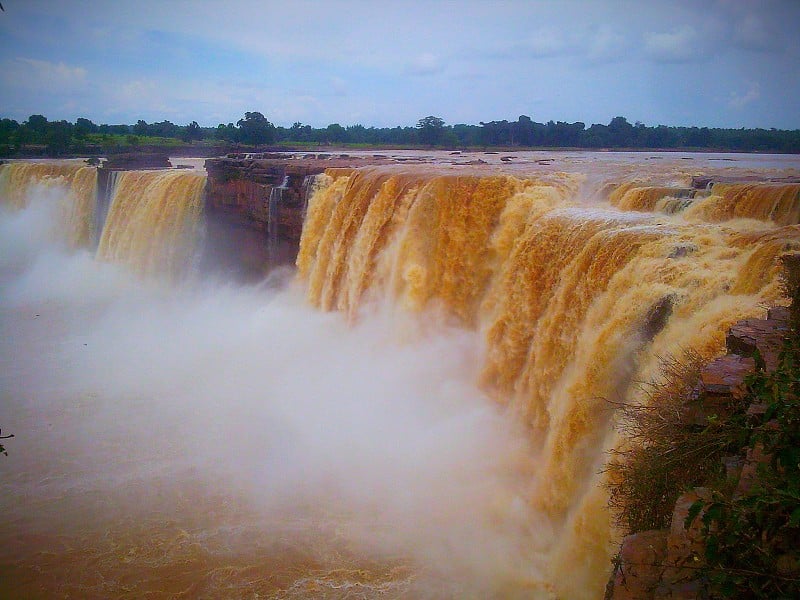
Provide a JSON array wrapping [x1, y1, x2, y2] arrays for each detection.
[[0, 182, 543, 598], [0, 161, 97, 247]]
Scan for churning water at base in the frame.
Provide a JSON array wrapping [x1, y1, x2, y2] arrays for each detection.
[[1, 155, 799, 598], [0, 193, 541, 598]]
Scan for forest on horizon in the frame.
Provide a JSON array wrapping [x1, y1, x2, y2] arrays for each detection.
[[2, 112, 799, 156]]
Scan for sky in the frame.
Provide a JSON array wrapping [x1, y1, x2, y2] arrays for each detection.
[[0, 0, 798, 130]]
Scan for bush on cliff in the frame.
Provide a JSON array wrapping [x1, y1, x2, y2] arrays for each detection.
[[607, 333, 800, 597], [605, 351, 751, 533], [686, 337, 800, 598]]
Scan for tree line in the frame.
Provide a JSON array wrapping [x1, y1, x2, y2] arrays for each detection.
[[1, 112, 799, 156]]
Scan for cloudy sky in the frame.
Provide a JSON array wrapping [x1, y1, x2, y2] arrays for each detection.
[[1, 0, 798, 129]]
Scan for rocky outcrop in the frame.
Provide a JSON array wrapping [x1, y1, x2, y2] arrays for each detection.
[[607, 530, 669, 600], [202, 154, 398, 278], [726, 306, 790, 371], [606, 255, 800, 599], [202, 157, 333, 278], [102, 153, 171, 170]]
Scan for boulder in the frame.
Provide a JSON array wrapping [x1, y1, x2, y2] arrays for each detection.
[[608, 530, 669, 600], [661, 488, 712, 587], [726, 315, 789, 372]]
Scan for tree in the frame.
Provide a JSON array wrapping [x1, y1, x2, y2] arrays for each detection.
[[215, 123, 237, 142], [513, 115, 535, 146], [151, 120, 179, 138], [181, 120, 202, 143], [46, 120, 72, 155], [325, 123, 347, 143], [26, 114, 48, 136], [236, 111, 275, 146], [608, 116, 635, 147], [417, 115, 446, 146], [133, 119, 149, 136], [74, 117, 97, 139]]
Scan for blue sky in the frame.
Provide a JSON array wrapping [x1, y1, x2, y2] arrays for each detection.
[[1, 0, 798, 129]]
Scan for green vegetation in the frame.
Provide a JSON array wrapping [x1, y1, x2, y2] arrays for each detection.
[[686, 338, 800, 597], [607, 319, 800, 597], [1, 113, 799, 157], [416, 115, 446, 146]]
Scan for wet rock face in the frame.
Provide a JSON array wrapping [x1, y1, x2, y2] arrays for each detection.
[[607, 530, 668, 600], [103, 153, 171, 169], [202, 156, 375, 279], [726, 311, 790, 371]]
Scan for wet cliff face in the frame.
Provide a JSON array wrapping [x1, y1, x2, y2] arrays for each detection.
[[201, 159, 324, 279]]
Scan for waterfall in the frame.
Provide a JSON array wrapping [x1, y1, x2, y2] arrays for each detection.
[[267, 175, 289, 260], [0, 161, 98, 247], [297, 166, 800, 597], [2, 157, 799, 599], [96, 170, 206, 278]]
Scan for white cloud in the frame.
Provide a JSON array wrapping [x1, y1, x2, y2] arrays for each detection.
[[491, 28, 573, 60], [586, 27, 627, 63], [728, 81, 760, 110], [1, 57, 88, 92], [407, 53, 444, 76], [644, 27, 701, 63]]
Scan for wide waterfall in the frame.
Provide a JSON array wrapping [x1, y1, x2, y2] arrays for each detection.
[[0, 162, 206, 277], [297, 165, 800, 596], [1, 154, 799, 599]]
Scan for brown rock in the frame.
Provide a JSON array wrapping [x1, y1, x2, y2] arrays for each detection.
[[661, 488, 712, 586], [102, 152, 171, 170], [726, 316, 790, 372], [697, 354, 755, 396], [735, 442, 769, 498], [683, 354, 754, 425], [608, 530, 669, 600]]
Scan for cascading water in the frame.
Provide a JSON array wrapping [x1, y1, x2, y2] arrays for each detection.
[[96, 169, 206, 278], [1, 155, 799, 599], [268, 175, 290, 258], [296, 164, 800, 597], [0, 161, 98, 247]]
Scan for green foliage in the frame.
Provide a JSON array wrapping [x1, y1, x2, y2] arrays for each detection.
[[0, 112, 799, 156], [685, 338, 800, 598], [609, 325, 800, 597], [416, 115, 445, 146], [181, 120, 202, 143], [236, 111, 275, 145]]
